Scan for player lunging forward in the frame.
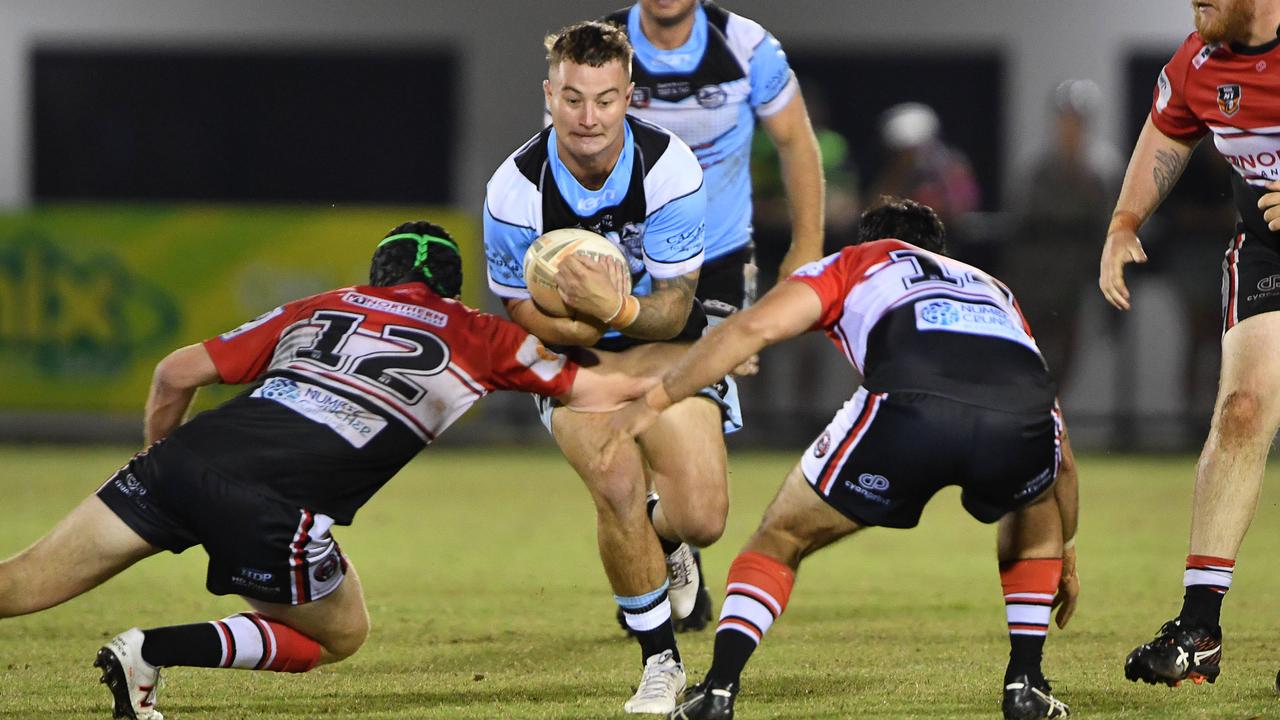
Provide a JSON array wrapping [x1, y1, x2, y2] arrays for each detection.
[[485, 20, 737, 713], [602, 200, 1080, 720], [0, 221, 644, 720], [1100, 0, 1280, 688]]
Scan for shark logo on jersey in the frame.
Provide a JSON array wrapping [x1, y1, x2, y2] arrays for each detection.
[[1218, 84, 1241, 117], [696, 85, 727, 109]]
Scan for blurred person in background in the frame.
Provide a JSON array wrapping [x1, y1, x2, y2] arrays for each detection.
[[1100, 0, 1280, 690], [866, 102, 981, 233], [1003, 79, 1120, 391], [0, 221, 645, 720]]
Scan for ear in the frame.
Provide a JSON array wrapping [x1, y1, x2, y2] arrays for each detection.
[[624, 81, 635, 108], [543, 78, 554, 106]]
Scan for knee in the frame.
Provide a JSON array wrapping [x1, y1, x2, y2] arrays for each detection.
[[587, 476, 647, 526], [321, 609, 369, 663], [1212, 390, 1270, 442], [675, 510, 726, 548]]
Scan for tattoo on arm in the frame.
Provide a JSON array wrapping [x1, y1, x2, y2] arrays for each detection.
[[1152, 147, 1190, 201], [625, 272, 698, 340]]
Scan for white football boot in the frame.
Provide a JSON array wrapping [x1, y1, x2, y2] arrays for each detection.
[[623, 649, 686, 714], [665, 542, 701, 620], [95, 628, 164, 720]]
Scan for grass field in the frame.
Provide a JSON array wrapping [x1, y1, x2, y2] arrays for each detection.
[[1, 446, 1279, 719]]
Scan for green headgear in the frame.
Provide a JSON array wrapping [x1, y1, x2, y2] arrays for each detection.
[[377, 232, 459, 280]]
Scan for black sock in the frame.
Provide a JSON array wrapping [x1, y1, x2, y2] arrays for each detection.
[[706, 628, 756, 687], [140, 623, 224, 667], [646, 494, 683, 555], [617, 584, 681, 665], [1179, 585, 1225, 629], [1005, 634, 1046, 683]]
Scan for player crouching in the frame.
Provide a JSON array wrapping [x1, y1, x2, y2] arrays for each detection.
[[0, 221, 648, 719], [600, 199, 1080, 720]]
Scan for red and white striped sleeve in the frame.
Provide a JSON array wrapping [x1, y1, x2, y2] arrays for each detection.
[[1151, 33, 1210, 140]]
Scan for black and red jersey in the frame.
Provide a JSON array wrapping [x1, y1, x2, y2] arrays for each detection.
[[788, 240, 1055, 413], [171, 283, 577, 523], [1152, 31, 1280, 243]]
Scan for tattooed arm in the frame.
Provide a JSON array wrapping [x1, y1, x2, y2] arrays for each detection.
[[1099, 116, 1199, 310], [622, 269, 700, 340]]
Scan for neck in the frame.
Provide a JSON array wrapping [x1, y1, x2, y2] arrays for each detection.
[[639, 6, 696, 50], [1246, 1, 1280, 44], [557, 133, 625, 190]]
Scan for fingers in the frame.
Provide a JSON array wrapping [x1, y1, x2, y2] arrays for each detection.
[[732, 354, 760, 377], [1052, 575, 1079, 629], [1260, 185, 1280, 231]]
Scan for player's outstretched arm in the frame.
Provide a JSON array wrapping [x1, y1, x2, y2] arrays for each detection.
[[504, 297, 607, 347], [145, 343, 221, 445], [593, 281, 822, 472], [558, 366, 657, 414], [1100, 116, 1197, 311], [762, 92, 825, 279]]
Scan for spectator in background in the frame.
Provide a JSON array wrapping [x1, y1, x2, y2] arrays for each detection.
[[1003, 80, 1121, 391], [866, 102, 981, 230]]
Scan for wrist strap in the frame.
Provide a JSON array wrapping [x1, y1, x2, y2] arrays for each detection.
[[1109, 210, 1141, 234], [608, 295, 640, 330], [1062, 537, 1076, 552]]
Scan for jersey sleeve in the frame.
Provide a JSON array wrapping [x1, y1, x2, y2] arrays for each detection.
[[786, 249, 855, 329], [749, 31, 799, 117], [468, 310, 579, 396], [484, 199, 538, 301], [642, 184, 706, 280], [1151, 34, 1209, 140], [202, 301, 304, 384]]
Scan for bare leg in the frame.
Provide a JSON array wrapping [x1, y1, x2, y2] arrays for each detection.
[[0, 495, 158, 618], [743, 462, 862, 568], [639, 396, 729, 549], [1189, 312, 1280, 558], [244, 562, 371, 666]]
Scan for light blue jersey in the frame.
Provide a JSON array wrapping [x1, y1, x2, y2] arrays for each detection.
[[607, 1, 797, 262]]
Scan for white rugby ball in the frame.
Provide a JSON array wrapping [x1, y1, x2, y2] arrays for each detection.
[[523, 228, 631, 318]]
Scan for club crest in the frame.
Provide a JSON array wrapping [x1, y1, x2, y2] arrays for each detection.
[[1217, 84, 1241, 117]]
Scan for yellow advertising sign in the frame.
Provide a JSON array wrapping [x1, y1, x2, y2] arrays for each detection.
[[0, 205, 479, 413]]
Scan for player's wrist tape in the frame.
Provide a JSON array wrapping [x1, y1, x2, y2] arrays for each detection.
[[1062, 536, 1076, 552], [607, 295, 640, 330], [1109, 210, 1141, 234]]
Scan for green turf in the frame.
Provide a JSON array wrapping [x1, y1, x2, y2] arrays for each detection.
[[1, 446, 1279, 719]]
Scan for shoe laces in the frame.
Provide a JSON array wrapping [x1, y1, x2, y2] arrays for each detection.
[[666, 545, 695, 587], [634, 650, 683, 701]]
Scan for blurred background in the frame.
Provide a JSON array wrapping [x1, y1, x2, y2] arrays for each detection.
[[0, 0, 1235, 452]]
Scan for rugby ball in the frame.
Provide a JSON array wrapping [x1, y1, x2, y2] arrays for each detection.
[[523, 228, 631, 317]]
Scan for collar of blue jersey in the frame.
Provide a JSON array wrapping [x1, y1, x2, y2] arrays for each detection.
[[547, 121, 635, 218], [628, 2, 708, 75]]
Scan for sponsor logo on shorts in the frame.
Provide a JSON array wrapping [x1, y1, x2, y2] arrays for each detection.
[[113, 472, 148, 498], [814, 430, 831, 458], [696, 85, 727, 109], [1015, 467, 1054, 500], [844, 478, 892, 506], [313, 556, 341, 583], [341, 292, 447, 327], [858, 473, 890, 491], [239, 567, 274, 583], [229, 575, 276, 594], [1246, 274, 1280, 303]]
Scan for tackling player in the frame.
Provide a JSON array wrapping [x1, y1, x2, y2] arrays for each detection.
[[0, 221, 646, 720], [602, 0, 827, 630], [600, 200, 1081, 720], [1099, 0, 1280, 688], [484, 20, 736, 714]]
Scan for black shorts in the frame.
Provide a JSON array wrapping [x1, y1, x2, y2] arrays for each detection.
[[1222, 228, 1280, 333], [96, 440, 348, 605], [698, 244, 756, 316], [800, 390, 1061, 529]]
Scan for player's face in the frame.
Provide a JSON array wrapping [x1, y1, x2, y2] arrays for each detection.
[[639, 0, 699, 27], [544, 60, 634, 170], [1193, 0, 1256, 44]]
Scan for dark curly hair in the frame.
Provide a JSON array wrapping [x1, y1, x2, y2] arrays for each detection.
[[857, 197, 947, 255], [369, 220, 462, 297]]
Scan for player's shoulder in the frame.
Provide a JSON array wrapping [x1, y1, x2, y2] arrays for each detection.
[[631, 116, 703, 206], [486, 128, 549, 228], [1167, 31, 1224, 71], [708, 1, 769, 53]]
